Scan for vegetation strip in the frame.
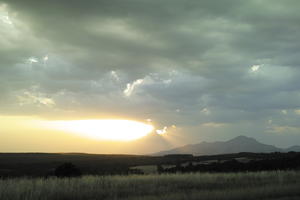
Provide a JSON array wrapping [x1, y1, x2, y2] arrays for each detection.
[[0, 171, 299, 200]]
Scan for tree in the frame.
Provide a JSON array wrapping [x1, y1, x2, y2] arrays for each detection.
[[54, 163, 82, 178], [157, 164, 164, 174]]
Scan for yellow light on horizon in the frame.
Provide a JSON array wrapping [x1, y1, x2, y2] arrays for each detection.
[[42, 119, 154, 141]]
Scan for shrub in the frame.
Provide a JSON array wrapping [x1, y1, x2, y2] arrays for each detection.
[[54, 163, 82, 178]]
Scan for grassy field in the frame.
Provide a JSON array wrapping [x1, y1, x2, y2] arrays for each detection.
[[0, 171, 300, 200]]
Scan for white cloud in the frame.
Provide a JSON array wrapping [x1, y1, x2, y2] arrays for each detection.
[[202, 122, 226, 128], [251, 65, 260, 72], [123, 79, 144, 97], [0, 14, 12, 25], [43, 55, 49, 62], [110, 70, 120, 81], [156, 126, 167, 135], [163, 79, 172, 85], [282, 110, 288, 115], [0, 4, 12, 25], [201, 108, 211, 115], [27, 57, 38, 64], [16, 89, 55, 107]]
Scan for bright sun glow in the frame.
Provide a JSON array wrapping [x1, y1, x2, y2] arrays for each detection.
[[43, 119, 154, 141]]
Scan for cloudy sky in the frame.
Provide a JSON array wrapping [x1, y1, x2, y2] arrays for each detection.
[[1, 0, 300, 153]]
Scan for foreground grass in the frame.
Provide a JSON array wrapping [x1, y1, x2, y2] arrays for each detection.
[[0, 171, 300, 200]]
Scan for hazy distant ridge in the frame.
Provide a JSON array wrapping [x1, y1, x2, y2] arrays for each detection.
[[154, 136, 300, 156]]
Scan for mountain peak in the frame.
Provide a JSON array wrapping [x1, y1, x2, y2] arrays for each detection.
[[154, 135, 282, 156], [229, 135, 257, 143]]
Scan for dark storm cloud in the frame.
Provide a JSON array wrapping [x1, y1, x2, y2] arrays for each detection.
[[1, 0, 300, 146]]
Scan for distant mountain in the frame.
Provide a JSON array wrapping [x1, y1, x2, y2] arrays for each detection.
[[284, 145, 300, 152], [154, 135, 298, 156]]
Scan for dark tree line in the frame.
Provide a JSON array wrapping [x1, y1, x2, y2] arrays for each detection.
[[162, 153, 300, 173], [1, 152, 300, 178], [54, 163, 82, 177]]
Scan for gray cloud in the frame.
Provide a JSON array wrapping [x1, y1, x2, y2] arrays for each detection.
[[1, 0, 300, 146]]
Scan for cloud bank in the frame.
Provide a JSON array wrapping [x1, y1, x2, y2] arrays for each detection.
[[1, 0, 300, 147]]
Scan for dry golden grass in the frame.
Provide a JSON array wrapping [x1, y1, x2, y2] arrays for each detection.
[[0, 170, 299, 200]]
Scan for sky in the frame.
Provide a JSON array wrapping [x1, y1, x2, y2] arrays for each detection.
[[1, 0, 300, 154]]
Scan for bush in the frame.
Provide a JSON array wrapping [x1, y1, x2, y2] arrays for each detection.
[[54, 163, 82, 178]]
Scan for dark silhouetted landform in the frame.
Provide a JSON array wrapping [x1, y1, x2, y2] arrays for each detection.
[[1, 136, 299, 178], [0, 151, 300, 178], [154, 135, 298, 156], [162, 152, 300, 173]]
